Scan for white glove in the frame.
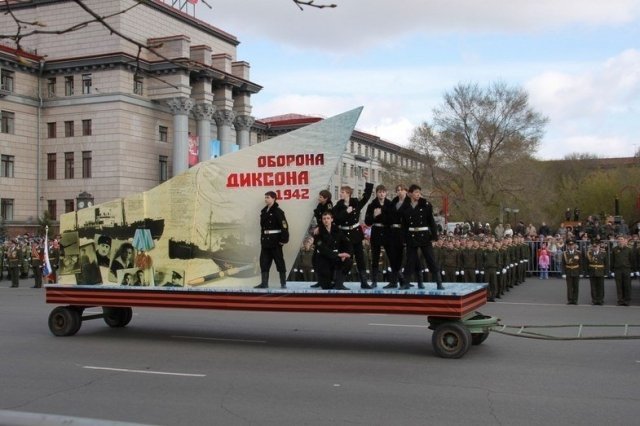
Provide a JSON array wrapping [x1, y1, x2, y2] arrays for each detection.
[[481, 271, 485, 275], [475, 270, 479, 274], [425, 269, 429, 273], [631, 273, 635, 278], [311, 269, 315, 273], [497, 271, 501, 275], [502, 268, 506, 273], [455, 271, 460, 276], [441, 271, 445, 276], [611, 272, 615, 277], [562, 274, 566, 278]]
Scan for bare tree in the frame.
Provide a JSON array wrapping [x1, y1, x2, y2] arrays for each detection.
[[411, 81, 548, 219]]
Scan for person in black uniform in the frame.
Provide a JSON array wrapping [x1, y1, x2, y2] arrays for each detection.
[[383, 185, 411, 289], [365, 185, 392, 288], [333, 182, 373, 289], [255, 191, 290, 289], [313, 211, 353, 290], [310, 189, 333, 288], [401, 184, 444, 290]]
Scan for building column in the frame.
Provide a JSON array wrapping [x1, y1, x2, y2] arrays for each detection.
[[234, 115, 255, 150], [167, 97, 194, 176], [193, 103, 215, 163], [213, 109, 236, 156]]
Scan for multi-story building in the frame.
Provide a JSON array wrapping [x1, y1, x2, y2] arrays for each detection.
[[0, 0, 425, 238], [0, 0, 260, 236]]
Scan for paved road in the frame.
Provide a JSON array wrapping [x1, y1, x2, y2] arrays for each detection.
[[1, 276, 639, 425]]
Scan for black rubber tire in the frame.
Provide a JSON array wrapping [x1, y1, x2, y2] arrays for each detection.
[[103, 307, 133, 328], [471, 331, 489, 346], [48, 306, 82, 336], [431, 322, 472, 359]]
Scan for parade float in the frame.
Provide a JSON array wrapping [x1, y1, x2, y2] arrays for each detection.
[[45, 107, 494, 358]]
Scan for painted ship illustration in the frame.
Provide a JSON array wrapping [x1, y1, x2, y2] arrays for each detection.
[[75, 201, 165, 240], [169, 215, 258, 279]]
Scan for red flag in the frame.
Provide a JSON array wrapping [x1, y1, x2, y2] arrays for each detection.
[[187, 0, 199, 4]]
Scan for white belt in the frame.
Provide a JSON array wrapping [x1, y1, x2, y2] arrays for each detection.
[[339, 223, 360, 230], [390, 224, 402, 229], [408, 227, 429, 232], [263, 230, 282, 234], [372, 223, 386, 228]]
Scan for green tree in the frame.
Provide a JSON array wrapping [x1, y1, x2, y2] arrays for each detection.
[[38, 210, 54, 237], [410, 81, 548, 221]]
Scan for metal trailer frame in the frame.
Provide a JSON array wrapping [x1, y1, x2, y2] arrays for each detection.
[[45, 282, 496, 359]]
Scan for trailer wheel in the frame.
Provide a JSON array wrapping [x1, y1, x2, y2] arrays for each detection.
[[471, 331, 489, 346], [431, 322, 471, 358], [103, 307, 133, 328], [48, 306, 82, 336]]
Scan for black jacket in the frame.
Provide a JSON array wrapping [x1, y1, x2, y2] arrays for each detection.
[[333, 182, 373, 244], [260, 202, 289, 248], [401, 197, 439, 247]]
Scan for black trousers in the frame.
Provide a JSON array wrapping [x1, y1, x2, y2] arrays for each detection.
[[370, 235, 389, 273], [405, 243, 440, 282], [386, 230, 405, 272], [260, 246, 286, 273]]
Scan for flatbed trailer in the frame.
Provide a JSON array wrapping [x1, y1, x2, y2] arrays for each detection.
[[45, 282, 495, 358]]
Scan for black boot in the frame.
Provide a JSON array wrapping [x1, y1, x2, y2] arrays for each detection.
[[279, 271, 287, 289], [370, 269, 378, 288], [254, 272, 269, 289], [310, 282, 321, 288], [383, 271, 398, 289], [359, 272, 372, 289], [417, 279, 425, 289], [435, 275, 444, 290]]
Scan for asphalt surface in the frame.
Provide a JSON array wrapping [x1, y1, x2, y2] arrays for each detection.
[[1, 275, 639, 425]]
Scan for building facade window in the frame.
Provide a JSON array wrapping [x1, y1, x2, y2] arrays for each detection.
[[1, 111, 15, 134], [134, 76, 143, 95], [64, 121, 74, 137], [1, 199, 14, 221], [1, 155, 15, 178], [1, 69, 15, 92], [82, 74, 92, 94], [159, 155, 168, 182], [82, 151, 92, 178], [82, 119, 92, 136], [64, 76, 74, 96], [64, 199, 74, 213], [64, 152, 74, 179], [47, 200, 57, 219], [47, 153, 56, 180], [47, 122, 56, 138], [350, 164, 355, 177], [47, 77, 56, 97], [159, 125, 168, 142], [371, 169, 375, 181], [342, 162, 346, 176], [350, 141, 355, 153]]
